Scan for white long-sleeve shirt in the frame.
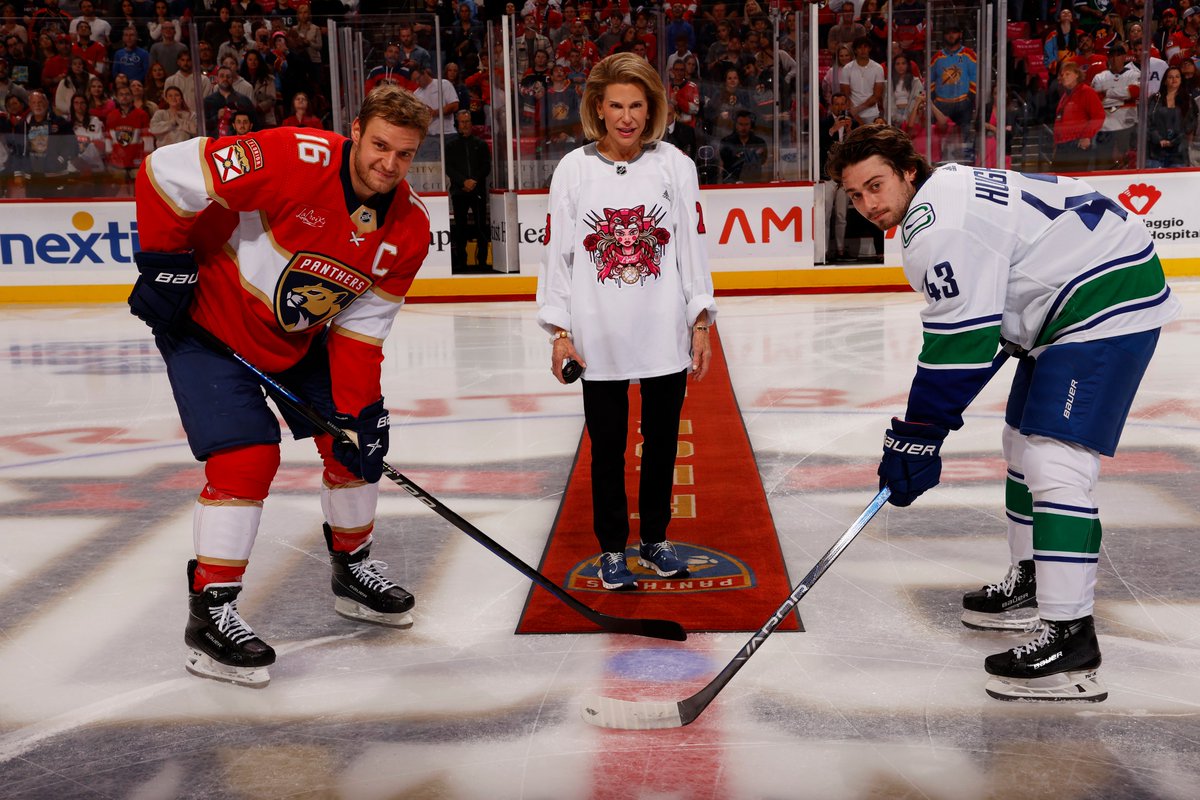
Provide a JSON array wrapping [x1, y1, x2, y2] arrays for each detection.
[[536, 141, 717, 381]]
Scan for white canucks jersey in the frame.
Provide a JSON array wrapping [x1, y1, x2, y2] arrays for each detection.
[[899, 164, 1178, 429], [536, 142, 717, 381]]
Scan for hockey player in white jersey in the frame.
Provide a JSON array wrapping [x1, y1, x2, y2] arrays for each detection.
[[827, 124, 1178, 702]]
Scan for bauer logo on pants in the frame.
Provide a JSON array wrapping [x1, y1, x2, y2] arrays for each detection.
[[566, 542, 757, 593]]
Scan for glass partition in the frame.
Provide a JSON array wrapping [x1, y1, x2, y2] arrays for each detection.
[[0, 1, 1193, 205]]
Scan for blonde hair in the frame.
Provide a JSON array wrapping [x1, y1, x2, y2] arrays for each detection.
[[580, 53, 668, 145], [357, 83, 432, 139]]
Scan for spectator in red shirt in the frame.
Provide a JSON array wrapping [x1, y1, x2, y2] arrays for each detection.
[[105, 83, 150, 190], [71, 21, 107, 77], [280, 90, 322, 128], [1052, 59, 1104, 173], [1167, 7, 1200, 65]]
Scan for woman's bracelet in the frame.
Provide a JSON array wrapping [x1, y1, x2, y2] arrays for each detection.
[[550, 330, 571, 343]]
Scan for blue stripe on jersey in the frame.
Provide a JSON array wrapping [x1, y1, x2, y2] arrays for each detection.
[[1035, 554, 1100, 564], [1033, 500, 1098, 514], [923, 313, 1004, 331]]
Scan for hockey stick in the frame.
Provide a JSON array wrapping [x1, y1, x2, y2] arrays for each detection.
[[579, 487, 892, 729], [185, 321, 686, 642]]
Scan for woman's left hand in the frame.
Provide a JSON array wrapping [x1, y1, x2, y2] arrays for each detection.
[[691, 325, 712, 381]]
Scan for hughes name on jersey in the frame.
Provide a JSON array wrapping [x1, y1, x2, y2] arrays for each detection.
[[900, 164, 1178, 430], [136, 127, 431, 412], [536, 142, 717, 381]]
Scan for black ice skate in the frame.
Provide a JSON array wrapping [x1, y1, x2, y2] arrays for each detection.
[[961, 559, 1040, 632], [984, 616, 1107, 702], [184, 560, 275, 688], [324, 524, 415, 628]]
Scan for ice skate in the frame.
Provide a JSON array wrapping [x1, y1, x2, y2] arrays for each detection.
[[984, 616, 1107, 702], [961, 559, 1040, 632], [324, 524, 415, 628], [184, 560, 275, 688]]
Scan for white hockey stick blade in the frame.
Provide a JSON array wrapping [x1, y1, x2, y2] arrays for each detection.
[[579, 694, 684, 730]]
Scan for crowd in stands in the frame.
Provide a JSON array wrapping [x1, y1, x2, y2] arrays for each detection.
[[1, 0, 1198, 199], [0, 0, 337, 196]]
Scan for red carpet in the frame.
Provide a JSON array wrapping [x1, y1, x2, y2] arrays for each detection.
[[517, 331, 801, 634]]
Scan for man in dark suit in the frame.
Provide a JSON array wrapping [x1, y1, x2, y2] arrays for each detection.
[[663, 106, 697, 160], [445, 109, 492, 272]]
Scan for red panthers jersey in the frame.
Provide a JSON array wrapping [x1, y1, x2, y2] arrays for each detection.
[[136, 127, 431, 413]]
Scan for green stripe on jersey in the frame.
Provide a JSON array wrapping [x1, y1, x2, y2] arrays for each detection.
[[1033, 512, 1102, 555], [918, 325, 1002, 367], [1037, 255, 1168, 348]]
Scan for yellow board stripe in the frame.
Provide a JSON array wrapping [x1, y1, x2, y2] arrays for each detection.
[[6, 258, 1200, 305]]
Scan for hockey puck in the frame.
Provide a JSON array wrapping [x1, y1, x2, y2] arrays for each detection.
[[562, 359, 583, 383]]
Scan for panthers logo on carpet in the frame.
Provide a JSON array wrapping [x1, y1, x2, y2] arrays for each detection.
[[566, 542, 756, 593]]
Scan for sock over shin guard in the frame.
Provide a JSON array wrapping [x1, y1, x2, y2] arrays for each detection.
[[191, 444, 280, 590], [316, 434, 378, 553]]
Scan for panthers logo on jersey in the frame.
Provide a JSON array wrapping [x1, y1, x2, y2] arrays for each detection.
[[274, 252, 371, 332]]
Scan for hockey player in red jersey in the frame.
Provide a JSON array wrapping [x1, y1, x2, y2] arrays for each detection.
[[129, 85, 433, 688]]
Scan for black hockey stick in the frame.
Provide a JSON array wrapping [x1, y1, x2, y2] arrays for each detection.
[[185, 321, 686, 642], [579, 487, 892, 728]]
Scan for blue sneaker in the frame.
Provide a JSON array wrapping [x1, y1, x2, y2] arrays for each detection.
[[598, 551, 637, 591], [638, 541, 690, 578]]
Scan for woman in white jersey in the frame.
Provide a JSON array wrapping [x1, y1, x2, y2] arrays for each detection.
[[536, 53, 718, 591]]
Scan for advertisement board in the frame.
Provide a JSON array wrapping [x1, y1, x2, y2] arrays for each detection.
[[2, 172, 1195, 302]]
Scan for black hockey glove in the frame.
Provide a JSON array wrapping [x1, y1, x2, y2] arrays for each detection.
[[128, 250, 198, 335], [332, 399, 390, 484], [878, 418, 948, 507]]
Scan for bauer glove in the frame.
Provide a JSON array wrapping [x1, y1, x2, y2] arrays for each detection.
[[128, 250, 198, 335], [878, 418, 948, 507], [332, 399, 390, 483]]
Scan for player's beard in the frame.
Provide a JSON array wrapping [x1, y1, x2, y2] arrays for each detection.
[[351, 145, 402, 197]]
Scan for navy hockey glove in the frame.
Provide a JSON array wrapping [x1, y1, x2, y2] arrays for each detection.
[[878, 418, 948, 507], [332, 399, 390, 484], [128, 251, 198, 335]]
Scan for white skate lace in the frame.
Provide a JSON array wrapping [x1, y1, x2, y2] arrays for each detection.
[[985, 564, 1023, 598], [210, 601, 257, 645], [1010, 623, 1054, 657], [350, 558, 397, 592]]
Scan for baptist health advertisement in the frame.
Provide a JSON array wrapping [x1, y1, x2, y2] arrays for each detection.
[[2, 172, 1198, 303]]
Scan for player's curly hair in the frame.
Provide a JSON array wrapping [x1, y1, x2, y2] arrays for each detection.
[[358, 83, 432, 139], [580, 53, 668, 145], [825, 124, 934, 188]]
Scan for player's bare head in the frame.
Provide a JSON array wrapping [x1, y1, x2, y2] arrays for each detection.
[[825, 123, 932, 188], [350, 85, 427, 199], [580, 53, 668, 144], [357, 83, 432, 141]]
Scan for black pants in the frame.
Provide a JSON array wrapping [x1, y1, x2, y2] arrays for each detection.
[[582, 369, 688, 553], [450, 190, 488, 270]]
